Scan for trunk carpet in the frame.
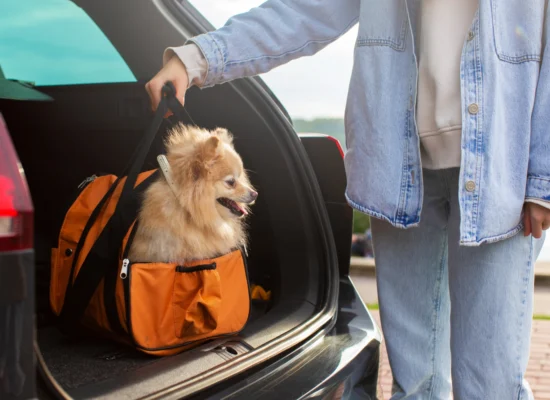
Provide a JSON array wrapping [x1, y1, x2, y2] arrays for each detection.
[[37, 327, 158, 389]]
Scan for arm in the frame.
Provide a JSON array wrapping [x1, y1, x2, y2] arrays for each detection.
[[525, 3, 550, 238], [147, 0, 360, 107], [181, 0, 360, 87]]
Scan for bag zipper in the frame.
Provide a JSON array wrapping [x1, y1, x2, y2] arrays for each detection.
[[78, 174, 98, 189], [119, 222, 140, 341], [120, 259, 130, 279], [120, 257, 133, 339]]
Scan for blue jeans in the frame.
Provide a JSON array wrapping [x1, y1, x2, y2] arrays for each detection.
[[371, 169, 545, 400]]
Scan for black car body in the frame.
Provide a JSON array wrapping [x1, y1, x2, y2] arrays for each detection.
[[0, 1, 381, 399]]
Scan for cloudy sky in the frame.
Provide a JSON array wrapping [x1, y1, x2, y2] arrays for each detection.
[[190, 0, 358, 120]]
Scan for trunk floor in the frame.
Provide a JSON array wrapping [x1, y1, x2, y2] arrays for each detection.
[[38, 326, 159, 389], [37, 301, 269, 389]]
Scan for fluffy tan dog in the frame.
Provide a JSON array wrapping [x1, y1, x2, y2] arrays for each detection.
[[128, 124, 257, 263]]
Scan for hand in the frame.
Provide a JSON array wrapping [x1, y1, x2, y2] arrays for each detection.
[[523, 202, 550, 239], [145, 56, 189, 115]]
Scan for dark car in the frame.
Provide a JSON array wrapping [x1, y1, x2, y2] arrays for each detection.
[[0, 1, 382, 399]]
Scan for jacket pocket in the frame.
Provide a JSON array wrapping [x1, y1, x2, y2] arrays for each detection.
[[490, 0, 545, 63], [172, 263, 222, 338], [357, 0, 407, 51]]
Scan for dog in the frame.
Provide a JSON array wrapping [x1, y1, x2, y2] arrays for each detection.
[[128, 124, 257, 263]]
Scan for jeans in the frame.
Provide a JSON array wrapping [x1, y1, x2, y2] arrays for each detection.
[[371, 169, 545, 400]]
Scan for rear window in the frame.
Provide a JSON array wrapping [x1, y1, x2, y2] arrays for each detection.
[[0, 0, 136, 86]]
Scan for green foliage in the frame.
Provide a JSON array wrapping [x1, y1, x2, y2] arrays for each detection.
[[353, 209, 371, 233]]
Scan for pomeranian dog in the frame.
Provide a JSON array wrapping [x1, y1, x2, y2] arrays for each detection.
[[128, 124, 257, 263]]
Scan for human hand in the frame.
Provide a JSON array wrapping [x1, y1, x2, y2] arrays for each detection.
[[523, 202, 550, 239], [145, 56, 189, 116]]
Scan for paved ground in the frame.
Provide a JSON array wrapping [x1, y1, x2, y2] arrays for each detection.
[[351, 274, 550, 399]]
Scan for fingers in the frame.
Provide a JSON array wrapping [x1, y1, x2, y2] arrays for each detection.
[[173, 78, 187, 106], [531, 212, 543, 239], [145, 78, 163, 112], [524, 206, 532, 237], [525, 202, 550, 239], [145, 57, 190, 115]]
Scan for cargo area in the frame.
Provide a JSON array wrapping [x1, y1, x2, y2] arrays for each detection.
[[1, 81, 332, 398]]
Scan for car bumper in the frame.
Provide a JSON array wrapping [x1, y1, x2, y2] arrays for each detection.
[[194, 276, 382, 400]]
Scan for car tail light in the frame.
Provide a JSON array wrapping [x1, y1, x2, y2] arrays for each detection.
[[0, 114, 33, 251], [326, 136, 345, 159]]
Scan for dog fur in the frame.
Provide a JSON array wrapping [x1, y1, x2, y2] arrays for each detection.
[[128, 124, 257, 263]]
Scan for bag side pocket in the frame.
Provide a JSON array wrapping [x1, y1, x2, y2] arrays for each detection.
[[172, 263, 222, 338]]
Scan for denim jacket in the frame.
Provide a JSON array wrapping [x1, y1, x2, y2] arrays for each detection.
[[187, 0, 550, 246]]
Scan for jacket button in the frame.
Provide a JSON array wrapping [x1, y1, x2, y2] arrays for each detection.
[[468, 103, 479, 114], [467, 31, 475, 41], [65, 248, 73, 257], [465, 180, 476, 192]]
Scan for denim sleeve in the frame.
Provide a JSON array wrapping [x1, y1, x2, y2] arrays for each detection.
[[528, 6, 550, 203], [185, 0, 360, 88]]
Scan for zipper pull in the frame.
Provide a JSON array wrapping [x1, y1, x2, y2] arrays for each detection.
[[120, 259, 129, 279], [78, 174, 98, 189]]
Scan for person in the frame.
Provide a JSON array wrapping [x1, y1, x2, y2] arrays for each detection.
[[146, 1, 550, 398], [351, 233, 367, 258]]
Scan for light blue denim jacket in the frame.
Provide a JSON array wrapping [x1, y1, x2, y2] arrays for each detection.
[[188, 0, 550, 246]]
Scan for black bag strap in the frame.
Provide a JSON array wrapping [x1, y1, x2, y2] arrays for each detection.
[[117, 83, 185, 205], [59, 83, 186, 331]]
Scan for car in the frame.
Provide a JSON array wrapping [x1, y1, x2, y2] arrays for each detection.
[[0, 0, 382, 399]]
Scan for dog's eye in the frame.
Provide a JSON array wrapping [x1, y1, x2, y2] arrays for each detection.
[[226, 178, 236, 188]]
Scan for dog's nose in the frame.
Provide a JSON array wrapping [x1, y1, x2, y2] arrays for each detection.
[[249, 190, 258, 202]]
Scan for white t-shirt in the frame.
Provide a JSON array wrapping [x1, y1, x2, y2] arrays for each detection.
[[416, 0, 479, 169]]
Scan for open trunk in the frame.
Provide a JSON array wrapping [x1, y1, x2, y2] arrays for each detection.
[[1, 79, 337, 398]]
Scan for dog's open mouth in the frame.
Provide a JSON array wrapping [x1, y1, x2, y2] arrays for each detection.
[[217, 198, 248, 217]]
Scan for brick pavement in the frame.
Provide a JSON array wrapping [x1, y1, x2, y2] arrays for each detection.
[[370, 310, 550, 399]]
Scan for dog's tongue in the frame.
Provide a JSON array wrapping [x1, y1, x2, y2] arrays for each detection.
[[217, 198, 248, 217], [236, 203, 248, 216]]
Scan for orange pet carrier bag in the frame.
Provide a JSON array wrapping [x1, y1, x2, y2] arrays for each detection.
[[50, 83, 251, 356]]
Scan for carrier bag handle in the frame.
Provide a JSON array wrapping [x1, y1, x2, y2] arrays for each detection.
[[119, 82, 186, 202], [59, 83, 186, 331]]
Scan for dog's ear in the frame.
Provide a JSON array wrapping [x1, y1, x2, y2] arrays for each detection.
[[212, 127, 233, 144], [190, 136, 223, 180], [202, 136, 222, 161]]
